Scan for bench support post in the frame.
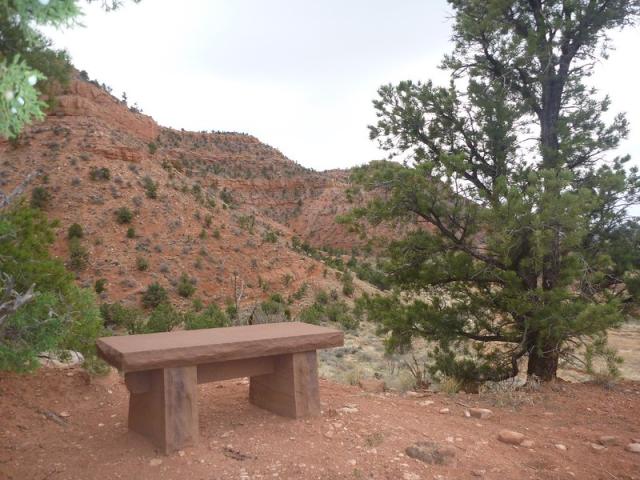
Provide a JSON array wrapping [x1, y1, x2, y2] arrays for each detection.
[[126, 366, 198, 454], [249, 351, 320, 418]]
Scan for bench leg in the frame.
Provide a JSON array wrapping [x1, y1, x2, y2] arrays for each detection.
[[126, 366, 198, 454], [249, 351, 320, 418]]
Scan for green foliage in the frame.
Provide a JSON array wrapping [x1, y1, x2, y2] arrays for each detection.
[[89, 167, 111, 181], [94, 278, 107, 294], [30, 186, 50, 209], [142, 176, 158, 199], [115, 206, 133, 224], [290, 282, 308, 301], [225, 301, 238, 320], [261, 293, 285, 315], [298, 303, 324, 325], [126, 227, 136, 238], [0, 0, 139, 138], [145, 303, 181, 333], [67, 222, 83, 239], [177, 273, 196, 298], [99, 302, 144, 334], [220, 188, 233, 206], [136, 256, 149, 271], [184, 304, 230, 330], [147, 142, 157, 154], [348, 1, 640, 381], [0, 56, 47, 138], [315, 289, 329, 305], [0, 204, 104, 372], [237, 214, 255, 233], [341, 270, 355, 297], [263, 230, 277, 243], [68, 237, 88, 271], [297, 294, 358, 331], [141, 282, 168, 309]]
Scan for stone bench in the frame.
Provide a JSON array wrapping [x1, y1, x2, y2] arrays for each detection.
[[96, 322, 344, 453]]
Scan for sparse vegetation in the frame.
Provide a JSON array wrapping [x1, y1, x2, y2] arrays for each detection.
[[89, 167, 111, 181], [177, 273, 196, 298], [136, 256, 149, 271], [141, 282, 168, 308], [68, 238, 88, 271], [115, 207, 133, 224], [94, 278, 107, 294], [184, 304, 230, 330], [29, 187, 50, 210], [142, 176, 158, 199], [67, 223, 83, 239]]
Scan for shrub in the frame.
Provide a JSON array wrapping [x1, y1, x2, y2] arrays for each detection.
[[30, 187, 50, 209], [341, 270, 355, 297], [145, 303, 182, 333], [147, 142, 157, 154], [142, 282, 168, 308], [99, 303, 145, 334], [263, 230, 277, 243], [177, 273, 196, 298], [220, 188, 233, 205], [261, 293, 284, 315], [0, 205, 104, 372], [212, 228, 221, 239], [89, 167, 111, 181], [67, 223, 83, 239], [315, 290, 329, 305], [136, 256, 149, 271], [126, 227, 136, 238], [192, 298, 204, 311], [94, 278, 107, 294], [298, 304, 324, 325], [142, 176, 157, 199], [225, 302, 238, 320], [115, 207, 133, 224], [184, 304, 229, 330], [68, 238, 88, 271], [325, 301, 358, 330], [291, 282, 308, 301]]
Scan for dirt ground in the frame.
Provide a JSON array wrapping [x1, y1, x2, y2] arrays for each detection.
[[1, 368, 639, 480]]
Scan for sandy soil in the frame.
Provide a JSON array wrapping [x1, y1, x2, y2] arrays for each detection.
[[1, 368, 639, 480]]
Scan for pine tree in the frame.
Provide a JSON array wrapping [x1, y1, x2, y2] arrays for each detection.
[[0, 0, 138, 139], [349, 0, 640, 382]]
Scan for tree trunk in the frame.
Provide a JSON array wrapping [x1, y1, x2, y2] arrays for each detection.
[[526, 343, 559, 381]]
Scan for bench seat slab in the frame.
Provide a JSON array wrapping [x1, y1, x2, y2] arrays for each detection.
[[127, 366, 198, 454], [249, 351, 320, 418]]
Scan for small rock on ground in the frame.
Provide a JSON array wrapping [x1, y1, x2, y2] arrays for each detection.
[[149, 458, 162, 467], [597, 435, 620, 446], [497, 430, 525, 446], [403, 473, 421, 480], [405, 441, 456, 465], [626, 443, 640, 454], [468, 408, 493, 419]]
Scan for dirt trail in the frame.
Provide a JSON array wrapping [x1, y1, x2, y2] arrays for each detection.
[[1, 368, 639, 480]]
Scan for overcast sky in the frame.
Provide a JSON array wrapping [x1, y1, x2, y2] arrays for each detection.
[[44, 0, 639, 173]]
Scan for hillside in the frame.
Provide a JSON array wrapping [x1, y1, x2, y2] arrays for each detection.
[[0, 74, 380, 310]]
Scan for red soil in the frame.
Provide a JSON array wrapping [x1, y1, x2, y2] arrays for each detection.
[[1, 368, 639, 480]]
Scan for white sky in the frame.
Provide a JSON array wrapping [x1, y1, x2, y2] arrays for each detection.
[[44, 0, 639, 173]]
